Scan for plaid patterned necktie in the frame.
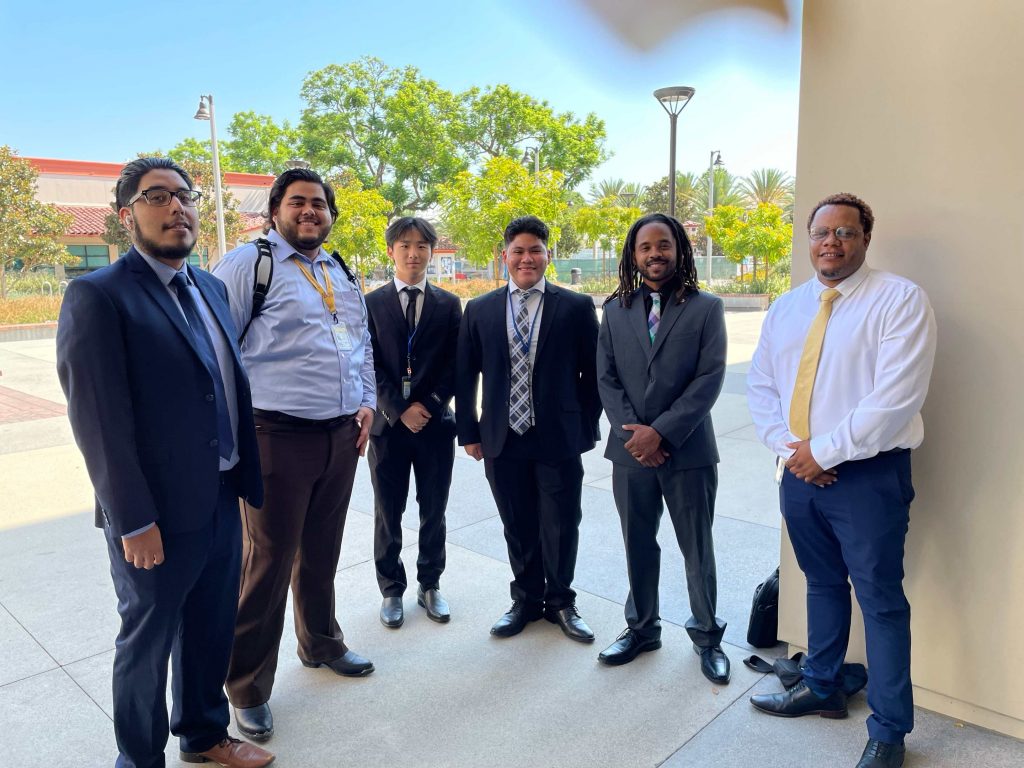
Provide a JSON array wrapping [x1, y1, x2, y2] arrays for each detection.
[[789, 288, 841, 440], [648, 291, 661, 344], [509, 288, 536, 435]]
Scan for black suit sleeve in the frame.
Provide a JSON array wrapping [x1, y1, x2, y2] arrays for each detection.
[[423, 296, 462, 419], [455, 301, 482, 446], [56, 280, 160, 536], [367, 297, 407, 428], [650, 299, 727, 449]]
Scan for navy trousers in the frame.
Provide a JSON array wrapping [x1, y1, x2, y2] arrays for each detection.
[[781, 449, 915, 744], [104, 477, 241, 768]]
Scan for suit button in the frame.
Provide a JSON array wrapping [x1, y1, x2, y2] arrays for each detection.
[[206, 393, 215, 402], [210, 439, 219, 448]]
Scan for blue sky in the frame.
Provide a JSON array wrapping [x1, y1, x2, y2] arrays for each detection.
[[0, 0, 802, 188]]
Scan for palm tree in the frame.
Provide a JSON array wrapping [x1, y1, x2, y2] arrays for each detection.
[[588, 177, 626, 203], [740, 168, 794, 218]]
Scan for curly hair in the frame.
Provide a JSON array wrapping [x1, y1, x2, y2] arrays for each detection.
[[807, 192, 874, 236], [606, 213, 699, 308]]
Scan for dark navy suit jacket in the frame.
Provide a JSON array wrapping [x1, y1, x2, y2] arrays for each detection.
[[56, 247, 262, 537]]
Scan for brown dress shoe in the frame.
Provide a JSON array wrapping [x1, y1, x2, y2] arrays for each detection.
[[181, 736, 275, 767]]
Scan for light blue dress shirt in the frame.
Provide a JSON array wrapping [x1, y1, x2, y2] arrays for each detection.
[[212, 229, 376, 420]]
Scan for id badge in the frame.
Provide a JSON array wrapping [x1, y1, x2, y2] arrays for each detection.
[[332, 324, 354, 351], [401, 376, 412, 399]]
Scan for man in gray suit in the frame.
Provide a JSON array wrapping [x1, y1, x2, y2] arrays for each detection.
[[596, 213, 730, 684]]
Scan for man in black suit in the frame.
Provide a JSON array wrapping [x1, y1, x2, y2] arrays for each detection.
[[56, 158, 274, 767], [365, 217, 462, 628], [596, 213, 730, 685], [456, 215, 601, 643]]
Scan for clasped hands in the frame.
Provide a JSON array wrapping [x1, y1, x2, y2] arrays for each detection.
[[785, 440, 838, 487], [400, 402, 431, 434], [623, 423, 669, 467]]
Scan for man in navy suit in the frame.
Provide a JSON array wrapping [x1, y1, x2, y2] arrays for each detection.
[[56, 158, 273, 768], [365, 217, 462, 628], [456, 215, 602, 643]]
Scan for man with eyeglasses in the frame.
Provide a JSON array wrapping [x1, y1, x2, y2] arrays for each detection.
[[212, 168, 376, 744], [56, 157, 274, 767], [747, 193, 936, 768]]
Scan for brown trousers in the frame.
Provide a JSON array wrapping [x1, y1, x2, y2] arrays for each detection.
[[226, 414, 360, 707]]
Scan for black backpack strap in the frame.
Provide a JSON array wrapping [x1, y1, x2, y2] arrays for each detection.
[[239, 238, 274, 344], [330, 251, 358, 285]]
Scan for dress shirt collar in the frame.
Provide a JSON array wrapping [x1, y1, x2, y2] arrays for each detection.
[[812, 263, 871, 299], [136, 247, 188, 287], [507, 276, 546, 295], [394, 275, 428, 293], [266, 227, 331, 265]]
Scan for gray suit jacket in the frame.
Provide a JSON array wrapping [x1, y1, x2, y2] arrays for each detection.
[[597, 287, 726, 469]]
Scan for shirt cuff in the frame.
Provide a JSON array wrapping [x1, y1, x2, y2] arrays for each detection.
[[122, 522, 155, 539]]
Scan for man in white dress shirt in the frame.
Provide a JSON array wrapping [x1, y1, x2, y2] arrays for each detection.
[[746, 193, 936, 768]]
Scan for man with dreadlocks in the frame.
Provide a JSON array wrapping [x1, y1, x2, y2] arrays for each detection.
[[595, 213, 730, 684]]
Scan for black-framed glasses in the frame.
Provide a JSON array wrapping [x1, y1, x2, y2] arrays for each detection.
[[808, 226, 861, 241], [128, 187, 202, 207]]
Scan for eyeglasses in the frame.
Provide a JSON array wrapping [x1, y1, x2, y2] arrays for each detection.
[[128, 187, 202, 207], [808, 226, 861, 241]]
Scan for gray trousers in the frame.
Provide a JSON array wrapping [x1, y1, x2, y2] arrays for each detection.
[[611, 462, 725, 647]]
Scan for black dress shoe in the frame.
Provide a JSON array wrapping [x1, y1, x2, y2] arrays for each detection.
[[380, 596, 404, 628], [597, 628, 662, 666], [490, 601, 544, 637], [544, 604, 595, 643], [301, 649, 375, 677], [694, 644, 731, 685], [856, 738, 905, 768], [234, 703, 274, 742], [417, 585, 450, 623], [750, 680, 847, 718]]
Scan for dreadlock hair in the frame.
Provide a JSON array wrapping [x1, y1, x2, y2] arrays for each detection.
[[606, 213, 699, 308]]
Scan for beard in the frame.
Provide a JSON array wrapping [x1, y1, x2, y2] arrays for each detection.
[[277, 219, 330, 253], [135, 228, 197, 262]]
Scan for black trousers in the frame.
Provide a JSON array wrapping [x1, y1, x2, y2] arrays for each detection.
[[106, 476, 240, 768], [611, 462, 725, 647], [368, 422, 454, 596], [484, 430, 584, 610]]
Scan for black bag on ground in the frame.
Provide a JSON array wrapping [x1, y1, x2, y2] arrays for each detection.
[[743, 652, 868, 697], [746, 567, 780, 648]]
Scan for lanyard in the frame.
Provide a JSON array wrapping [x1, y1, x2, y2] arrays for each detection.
[[508, 287, 543, 355], [294, 259, 337, 322], [406, 296, 420, 377]]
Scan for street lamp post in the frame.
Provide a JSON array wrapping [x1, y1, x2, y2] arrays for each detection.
[[706, 150, 724, 287], [194, 94, 226, 264], [653, 86, 695, 218]]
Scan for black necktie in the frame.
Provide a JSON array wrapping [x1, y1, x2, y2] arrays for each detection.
[[403, 287, 421, 332], [170, 271, 234, 461]]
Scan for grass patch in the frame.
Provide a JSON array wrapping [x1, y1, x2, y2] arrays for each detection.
[[0, 296, 63, 325]]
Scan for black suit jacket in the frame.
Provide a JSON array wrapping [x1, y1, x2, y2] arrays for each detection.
[[598, 288, 726, 469], [365, 281, 462, 437], [456, 282, 601, 461], [56, 248, 262, 537]]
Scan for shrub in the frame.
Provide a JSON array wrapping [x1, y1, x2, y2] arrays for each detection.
[[0, 296, 62, 324]]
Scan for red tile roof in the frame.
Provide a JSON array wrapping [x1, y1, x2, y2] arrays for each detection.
[[436, 235, 458, 251], [241, 213, 266, 232], [25, 157, 274, 187], [56, 205, 111, 236]]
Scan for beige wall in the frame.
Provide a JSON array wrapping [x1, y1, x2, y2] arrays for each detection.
[[782, 0, 1024, 738]]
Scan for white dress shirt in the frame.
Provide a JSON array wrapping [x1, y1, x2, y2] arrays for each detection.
[[394, 275, 428, 326], [747, 265, 937, 470]]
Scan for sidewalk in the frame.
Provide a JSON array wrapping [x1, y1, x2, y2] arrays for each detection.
[[0, 313, 1019, 767]]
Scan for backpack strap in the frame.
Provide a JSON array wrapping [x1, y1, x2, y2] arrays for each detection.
[[238, 238, 274, 344], [330, 251, 358, 285]]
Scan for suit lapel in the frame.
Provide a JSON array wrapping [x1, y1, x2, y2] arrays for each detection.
[[627, 290, 651, 353], [192, 267, 244, 369], [127, 249, 200, 356], [414, 282, 438, 350], [382, 282, 406, 340], [650, 291, 691, 359], [535, 283, 560, 361], [487, 287, 512, 371]]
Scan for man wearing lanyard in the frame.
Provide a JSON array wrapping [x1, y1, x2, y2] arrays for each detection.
[[212, 168, 376, 743], [456, 215, 602, 642], [365, 217, 462, 628]]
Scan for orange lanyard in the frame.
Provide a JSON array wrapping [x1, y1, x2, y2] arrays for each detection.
[[294, 259, 337, 319]]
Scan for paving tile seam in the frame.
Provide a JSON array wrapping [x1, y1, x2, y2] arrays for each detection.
[[57, 665, 115, 724], [714, 512, 782, 532], [0, 600, 63, 674]]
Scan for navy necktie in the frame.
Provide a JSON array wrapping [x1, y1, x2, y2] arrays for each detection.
[[170, 271, 234, 461], [403, 287, 421, 332]]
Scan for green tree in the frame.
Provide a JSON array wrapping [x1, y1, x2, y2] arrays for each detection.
[[437, 156, 567, 277], [223, 112, 301, 175], [705, 203, 792, 284], [164, 144, 245, 263], [322, 171, 393, 281], [739, 168, 794, 218], [642, 172, 702, 221], [0, 146, 75, 298], [573, 196, 642, 277], [101, 200, 131, 254], [299, 56, 465, 218]]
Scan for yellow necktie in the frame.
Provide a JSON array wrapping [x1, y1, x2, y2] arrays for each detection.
[[789, 288, 841, 440]]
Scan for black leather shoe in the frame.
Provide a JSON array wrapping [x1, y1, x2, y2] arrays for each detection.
[[490, 601, 543, 637], [856, 738, 905, 768], [750, 680, 847, 718], [545, 604, 595, 643], [597, 628, 662, 665], [417, 585, 450, 623], [380, 596, 404, 628], [694, 644, 731, 684], [234, 703, 273, 742], [301, 649, 375, 677]]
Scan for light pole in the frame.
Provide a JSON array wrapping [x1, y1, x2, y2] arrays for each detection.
[[653, 86, 695, 218], [284, 158, 311, 170], [194, 95, 226, 263], [522, 146, 541, 178], [706, 150, 724, 287]]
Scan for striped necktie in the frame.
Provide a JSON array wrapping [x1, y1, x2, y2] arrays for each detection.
[[789, 288, 841, 440], [509, 288, 536, 435]]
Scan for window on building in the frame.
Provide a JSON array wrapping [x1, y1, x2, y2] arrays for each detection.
[[67, 245, 112, 275]]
